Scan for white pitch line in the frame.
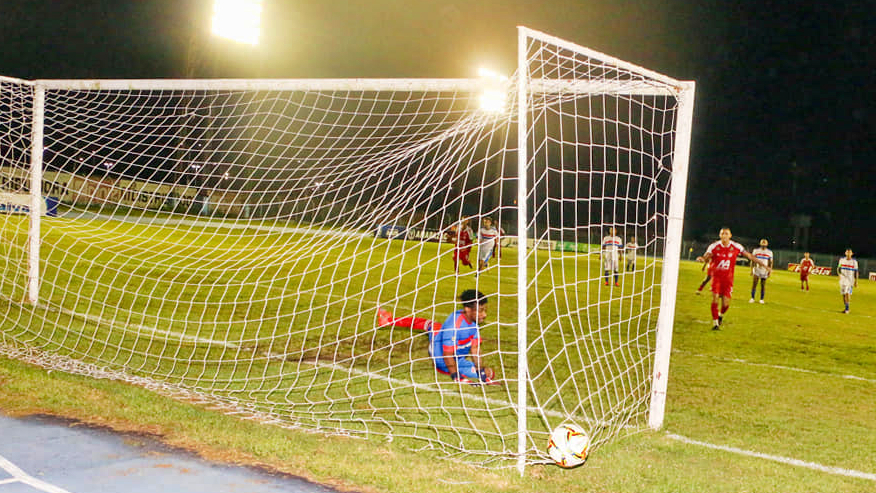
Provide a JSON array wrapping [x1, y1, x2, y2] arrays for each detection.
[[0, 455, 77, 493], [666, 433, 876, 482], [712, 356, 876, 384], [675, 349, 876, 385], [53, 306, 238, 349], [313, 361, 525, 413], [308, 361, 623, 431]]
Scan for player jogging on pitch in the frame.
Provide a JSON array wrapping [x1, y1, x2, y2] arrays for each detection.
[[448, 218, 474, 273], [625, 236, 638, 272], [493, 223, 505, 262], [376, 289, 496, 384], [696, 228, 769, 330], [799, 252, 815, 291], [476, 217, 500, 274], [749, 238, 773, 304], [602, 227, 623, 286], [837, 248, 858, 314]]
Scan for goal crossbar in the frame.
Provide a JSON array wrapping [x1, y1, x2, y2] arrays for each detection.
[[35, 78, 682, 97]]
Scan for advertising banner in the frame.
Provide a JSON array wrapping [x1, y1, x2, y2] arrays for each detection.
[[1, 167, 198, 211], [0, 192, 58, 216], [787, 263, 832, 276]]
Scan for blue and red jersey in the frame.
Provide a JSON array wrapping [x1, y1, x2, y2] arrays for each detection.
[[430, 309, 480, 369]]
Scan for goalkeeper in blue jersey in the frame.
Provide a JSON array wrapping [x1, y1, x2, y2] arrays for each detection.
[[377, 289, 496, 384]]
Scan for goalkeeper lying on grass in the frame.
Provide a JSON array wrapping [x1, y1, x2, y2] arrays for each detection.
[[377, 289, 496, 384]]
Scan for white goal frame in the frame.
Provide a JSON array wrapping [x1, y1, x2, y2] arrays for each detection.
[[11, 26, 694, 474], [511, 26, 694, 472]]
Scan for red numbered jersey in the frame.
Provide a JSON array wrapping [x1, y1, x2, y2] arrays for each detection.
[[705, 240, 745, 279], [456, 228, 472, 247], [800, 258, 814, 274]]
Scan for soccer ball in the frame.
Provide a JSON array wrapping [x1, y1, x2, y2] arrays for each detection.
[[547, 423, 589, 468]]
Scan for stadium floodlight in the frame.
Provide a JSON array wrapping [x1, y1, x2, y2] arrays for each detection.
[[211, 0, 262, 45], [477, 67, 508, 81]]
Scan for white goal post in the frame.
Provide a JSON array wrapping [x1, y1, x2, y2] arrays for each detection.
[[0, 27, 694, 472]]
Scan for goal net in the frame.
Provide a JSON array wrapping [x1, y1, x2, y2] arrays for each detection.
[[0, 28, 693, 469]]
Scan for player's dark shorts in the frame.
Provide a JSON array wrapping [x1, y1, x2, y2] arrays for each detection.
[[800, 270, 810, 281], [710, 274, 734, 298]]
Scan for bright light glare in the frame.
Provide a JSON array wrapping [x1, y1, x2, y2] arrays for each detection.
[[211, 0, 263, 45], [479, 89, 505, 113], [477, 67, 508, 82], [477, 67, 508, 113]]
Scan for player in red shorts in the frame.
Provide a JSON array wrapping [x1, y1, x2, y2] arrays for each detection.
[[696, 228, 769, 330], [799, 252, 815, 291], [446, 218, 474, 273]]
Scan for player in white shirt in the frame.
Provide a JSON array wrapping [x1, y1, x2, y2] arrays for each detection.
[[837, 248, 858, 314], [476, 217, 500, 274], [624, 236, 638, 272], [493, 224, 505, 262], [601, 227, 623, 287], [749, 238, 773, 304]]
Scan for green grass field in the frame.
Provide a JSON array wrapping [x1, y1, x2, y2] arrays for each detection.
[[1, 213, 875, 492], [1, 212, 668, 462]]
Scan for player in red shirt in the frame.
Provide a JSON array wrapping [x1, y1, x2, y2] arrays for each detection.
[[799, 252, 815, 291], [696, 228, 769, 330], [446, 218, 474, 273]]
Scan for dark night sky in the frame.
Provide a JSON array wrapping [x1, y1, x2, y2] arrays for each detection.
[[2, 0, 874, 254]]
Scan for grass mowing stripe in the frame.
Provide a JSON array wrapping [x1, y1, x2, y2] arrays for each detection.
[[666, 433, 876, 482], [69, 211, 371, 239]]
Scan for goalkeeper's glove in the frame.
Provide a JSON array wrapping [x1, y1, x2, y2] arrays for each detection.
[[478, 368, 495, 384]]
